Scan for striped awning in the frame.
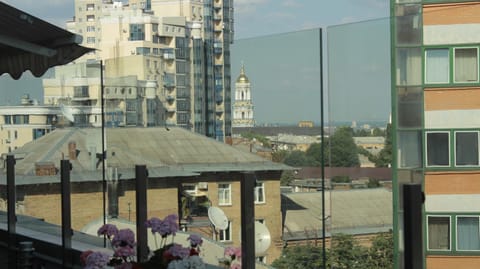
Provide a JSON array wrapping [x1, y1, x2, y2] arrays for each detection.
[[0, 2, 93, 79]]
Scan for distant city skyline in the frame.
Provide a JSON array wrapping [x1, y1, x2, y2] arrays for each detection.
[[0, 1, 391, 125]]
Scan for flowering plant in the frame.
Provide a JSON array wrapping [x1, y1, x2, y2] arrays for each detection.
[[219, 246, 242, 269], [81, 214, 206, 269]]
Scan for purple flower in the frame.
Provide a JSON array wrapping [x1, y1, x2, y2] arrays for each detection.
[[169, 243, 190, 259], [97, 224, 118, 238], [84, 251, 110, 269], [187, 234, 203, 247], [112, 228, 136, 248], [114, 246, 136, 258], [145, 217, 162, 234]]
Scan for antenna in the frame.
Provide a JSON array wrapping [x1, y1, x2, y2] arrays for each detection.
[[208, 206, 229, 230], [254, 221, 271, 256]]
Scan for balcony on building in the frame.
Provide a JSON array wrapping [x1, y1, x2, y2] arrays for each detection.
[[166, 94, 175, 102], [213, 0, 222, 9], [213, 41, 223, 54], [213, 13, 222, 21], [166, 105, 176, 113], [73, 86, 89, 100], [163, 73, 175, 88], [160, 48, 175, 60], [215, 104, 224, 113]]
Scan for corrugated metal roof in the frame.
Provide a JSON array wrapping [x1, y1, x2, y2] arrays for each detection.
[[283, 189, 392, 239], [6, 127, 290, 182], [0, 2, 92, 79]]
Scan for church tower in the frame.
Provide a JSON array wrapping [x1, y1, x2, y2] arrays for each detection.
[[233, 64, 254, 127]]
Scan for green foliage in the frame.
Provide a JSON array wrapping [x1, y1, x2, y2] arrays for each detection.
[[372, 127, 385, 137], [283, 150, 317, 167], [371, 123, 392, 168], [328, 127, 360, 167], [366, 232, 394, 269], [272, 232, 393, 269], [280, 170, 295, 186], [271, 245, 327, 269], [305, 142, 325, 166], [332, 176, 351, 183], [367, 178, 381, 188], [272, 149, 288, 163], [240, 131, 270, 147], [329, 234, 368, 269]]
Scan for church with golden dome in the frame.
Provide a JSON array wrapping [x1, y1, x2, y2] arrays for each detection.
[[233, 64, 255, 127]]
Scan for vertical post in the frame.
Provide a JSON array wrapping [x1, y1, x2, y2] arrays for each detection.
[[241, 173, 255, 269], [6, 154, 16, 268], [135, 165, 148, 262], [403, 183, 423, 269], [61, 160, 72, 268], [318, 27, 327, 269], [100, 60, 107, 247]]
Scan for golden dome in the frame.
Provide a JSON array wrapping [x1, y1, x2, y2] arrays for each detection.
[[236, 64, 249, 83]]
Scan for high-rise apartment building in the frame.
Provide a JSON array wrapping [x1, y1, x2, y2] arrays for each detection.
[[232, 64, 254, 127], [392, 1, 480, 268], [47, 0, 233, 141]]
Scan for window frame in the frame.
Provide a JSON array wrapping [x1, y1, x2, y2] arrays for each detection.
[[425, 131, 450, 168], [218, 183, 231, 206], [424, 48, 450, 84], [219, 221, 232, 242], [454, 131, 480, 167], [254, 181, 265, 204], [456, 215, 480, 252], [453, 47, 479, 84], [427, 215, 451, 252]]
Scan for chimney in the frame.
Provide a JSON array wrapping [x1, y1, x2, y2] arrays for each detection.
[[68, 141, 77, 160]]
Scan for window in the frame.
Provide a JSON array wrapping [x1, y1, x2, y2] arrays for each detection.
[[219, 221, 231, 242], [425, 49, 449, 84], [86, 15, 95, 22], [454, 48, 478, 83], [455, 131, 479, 166], [218, 183, 231, 205], [86, 3, 95, 11], [457, 216, 480, 251], [130, 24, 145, 40], [426, 132, 450, 167], [254, 182, 265, 203], [87, 37, 95, 44], [87, 26, 95, 32], [4, 115, 11, 124], [428, 216, 450, 251]]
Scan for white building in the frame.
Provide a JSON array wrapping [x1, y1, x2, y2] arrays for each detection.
[[232, 65, 254, 127]]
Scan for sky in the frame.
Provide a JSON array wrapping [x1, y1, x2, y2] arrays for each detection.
[[0, 0, 391, 125]]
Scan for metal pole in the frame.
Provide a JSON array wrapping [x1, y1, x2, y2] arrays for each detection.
[[403, 184, 423, 269], [135, 165, 148, 262], [241, 173, 255, 269], [319, 28, 327, 268], [61, 160, 72, 267], [6, 154, 16, 268], [100, 60, 107, 247]]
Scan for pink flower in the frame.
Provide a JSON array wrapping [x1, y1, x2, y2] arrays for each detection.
[[234, 247, 242, 259], [114, 246, 136, 258], [80, 250, 93, 265], [224, 246, 238, 258], [97, 224, 118, 238], [230, 264, 241, 269]]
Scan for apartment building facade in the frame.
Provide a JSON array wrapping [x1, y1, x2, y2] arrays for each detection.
[[392, 1, 480, 268], [50, 0, 232, 141]]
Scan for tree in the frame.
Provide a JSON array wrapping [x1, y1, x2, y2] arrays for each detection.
[[272, 149, 288, 163], [328, 127, 360, 167], [305, 142, 325, 166], [283, 150, 316, 167], [240, 131, 270, 147], [366, 232, 394, 269], [371, 123, 392, 167], [329, 234, 368, 269], [280, 170, 295, 186], [272, 245, 327, 269]]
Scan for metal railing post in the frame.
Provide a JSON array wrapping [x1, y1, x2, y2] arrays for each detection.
[[6, 154, 16, 268], [135, 165, 148, 262]]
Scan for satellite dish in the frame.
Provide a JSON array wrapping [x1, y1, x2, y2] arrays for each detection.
[[255, 221, 271, 255], [208, 206, 229, 230]]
